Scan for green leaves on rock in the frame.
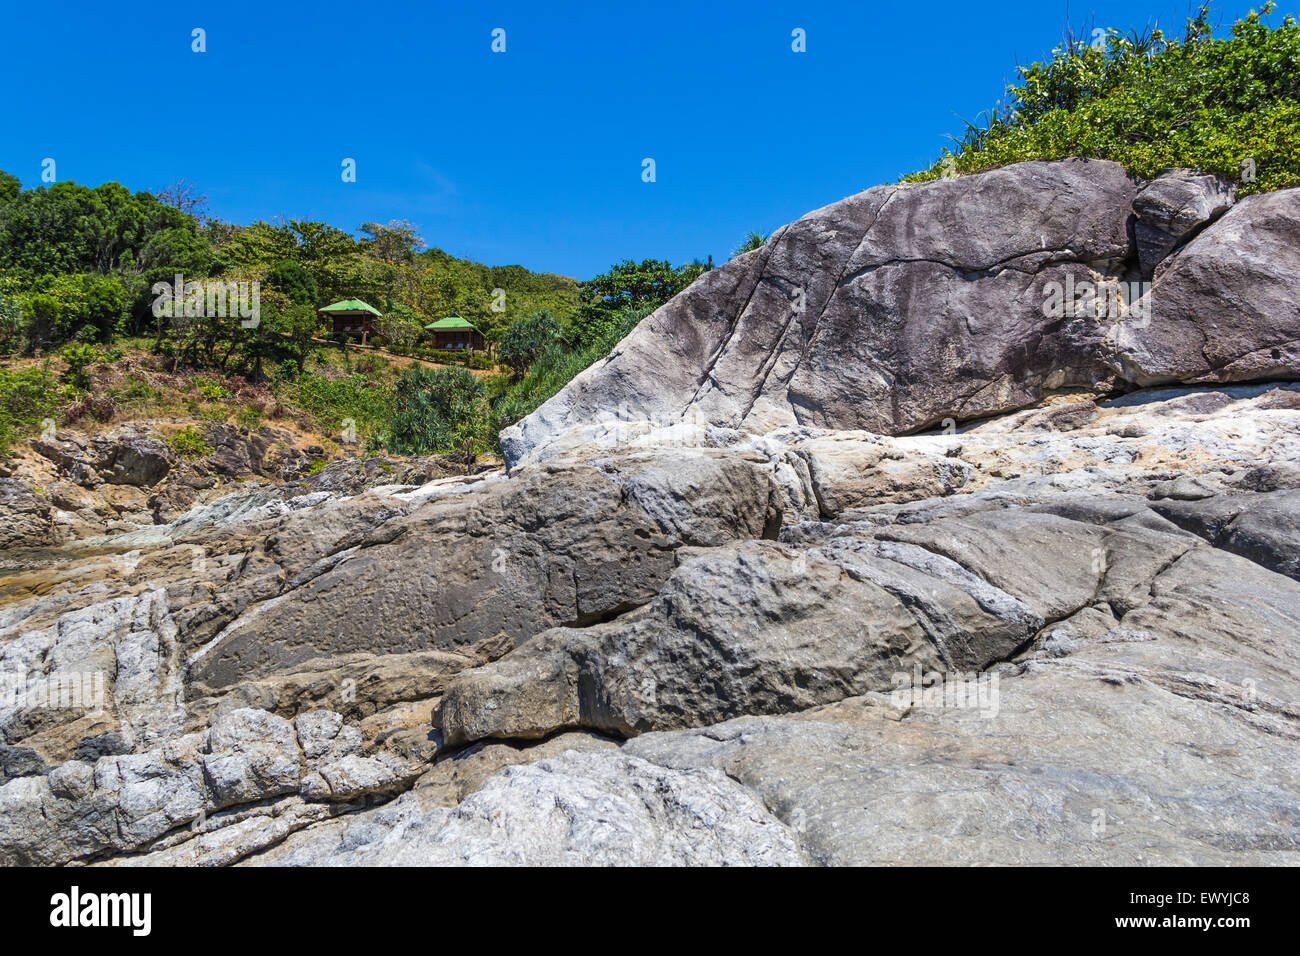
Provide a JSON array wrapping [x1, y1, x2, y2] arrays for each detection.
[[906, 4, 1300, 195]]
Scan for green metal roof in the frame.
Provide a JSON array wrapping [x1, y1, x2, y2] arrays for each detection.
[[319, 299, 381, 315], [424, 315, 479, 331]]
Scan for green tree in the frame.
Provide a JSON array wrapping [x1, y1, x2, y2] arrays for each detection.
[[0, 364, 60, 458], [374, 303, 424, 350], [359, 219, 426, 264], [0, 295, 22, 353], [0, 171, 19, 206], [279, 302, 325, 370], [563, 258, 701, 352], [0, 180, 197, 275], [265, 259, 318, 305], [581, 258, 705, 312], [490, 302, 653, 443]]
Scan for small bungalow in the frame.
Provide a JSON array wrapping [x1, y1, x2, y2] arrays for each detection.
[[424, 315, 485, 351], [320, 299, 382, 344]]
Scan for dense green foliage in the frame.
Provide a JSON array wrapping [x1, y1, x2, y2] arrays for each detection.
[[579, 258, 704, 311], [0, 174, 581, 368], [165, 425, 214, 459], [0, 168, 612, 459], [905, 4, 1300, 193], [499, 310, 561, 375], [385, 365, 489, 462], [562, 258, 704, 354], [0, 180, 212, 276], [278, 369, 395, 446], [0, 178, 215, 352], [0, 364, 60, 456]]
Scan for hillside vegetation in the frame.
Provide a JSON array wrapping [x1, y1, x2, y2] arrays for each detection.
[[0, 162, 705, 462], [906, 4, 1300, 193]]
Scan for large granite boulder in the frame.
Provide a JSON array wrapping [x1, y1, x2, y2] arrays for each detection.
[[502, 159, 1144, 466], [501, 161, 1298, 471]]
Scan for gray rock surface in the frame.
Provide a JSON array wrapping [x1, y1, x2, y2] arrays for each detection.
[[0, 478, 54, 549], [1131, 169, 1236, 275], [503, 159, 1148, 466], [246, 750, 805, 867], [3, 380, 1297, 866], [500, 162, 1299, 472], [1109, 188, 1300, 385], [183, 449, 782, 698]]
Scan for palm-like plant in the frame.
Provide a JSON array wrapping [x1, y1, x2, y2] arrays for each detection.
[[732, 231, 768, 258]]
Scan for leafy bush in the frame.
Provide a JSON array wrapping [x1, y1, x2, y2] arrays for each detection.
[[13, 273, 130, 348], [165, 426, 213, 458], [234, 406, 264, 430], [120, 376, 158, 400], [904, 4, 1300, 194], [0, 365, 59, 457], [279, 372, 394, 444], [59, 342, 111, 390], [732, 231, 768, 257], [0, 295, 23, 353]]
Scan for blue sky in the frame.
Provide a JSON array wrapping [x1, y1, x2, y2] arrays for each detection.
[[0, 1, 1290, 278]]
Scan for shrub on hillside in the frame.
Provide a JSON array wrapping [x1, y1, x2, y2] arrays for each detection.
[[489, 302, 652, 443], [499, 310, 560, 375], [278, 372, 394, 445], [385, 365, 490, 464], [0, 365, 59, 457], [59, 343, 116, 390], [905, 4, 1300, 194]]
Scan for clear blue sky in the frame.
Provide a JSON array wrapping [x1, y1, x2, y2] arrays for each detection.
[[0, 1, 1289, 279]]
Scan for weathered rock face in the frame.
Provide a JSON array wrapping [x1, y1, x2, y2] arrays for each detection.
[[3, 422, 319, 549], [3, 379, 1297, 866], [1108, 188, 1300, 386], [439, 446, 1300, 747], [0, 479, 54, 549], [245, 751, 806, 867], [182, 449, 783, 699], [1131, 169, 1236, 276], [0, 422, 483, 554], [2, 159, 1299, 868], [501, 160, 1298, 470]]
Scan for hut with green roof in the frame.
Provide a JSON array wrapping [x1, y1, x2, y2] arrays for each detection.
[[319, 299, 382, 344], [424, 315, 485, 351]]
